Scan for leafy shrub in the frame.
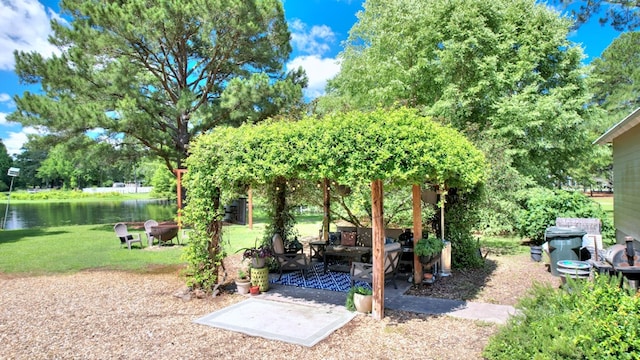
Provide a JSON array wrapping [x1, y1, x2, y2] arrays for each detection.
[[441, 187, 484, 268], [10, 189, 122, 200], [516, 188, 613, 245], [483, 274, 640, 359]]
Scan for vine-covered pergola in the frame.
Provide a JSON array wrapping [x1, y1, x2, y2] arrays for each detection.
[[183, 107, 486, 319]]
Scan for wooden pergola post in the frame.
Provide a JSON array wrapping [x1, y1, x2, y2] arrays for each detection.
[[322, 178, 330, 242], [247, 186, 253, 229], [371, 179, 385, 320], [173, 168, 188, 228], [412, 184, 423, 284]]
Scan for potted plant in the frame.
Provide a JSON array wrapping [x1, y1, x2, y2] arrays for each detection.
[[234, 269, 251, 295], [249, 285, 261, 295], [241, 239, 273, 268], [414, 236, 444, 265], [346, 286, 373, 313]]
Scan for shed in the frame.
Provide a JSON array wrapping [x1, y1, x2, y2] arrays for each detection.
[[594, 107, 640, 244]]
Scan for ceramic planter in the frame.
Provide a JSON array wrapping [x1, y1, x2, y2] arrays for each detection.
[[353, 293, 372, 313], [235, 279, 251, 295]]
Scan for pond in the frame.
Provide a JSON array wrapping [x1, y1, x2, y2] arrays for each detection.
[[1, 199, 177, 230]]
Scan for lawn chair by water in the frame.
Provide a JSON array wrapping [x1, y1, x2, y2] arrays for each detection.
[[144, 219, 159, 247], [114, 223, 143, 250]]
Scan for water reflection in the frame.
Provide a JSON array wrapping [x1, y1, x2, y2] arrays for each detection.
[[2, 200, 177, 230]]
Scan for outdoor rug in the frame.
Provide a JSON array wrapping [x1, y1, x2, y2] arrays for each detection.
[[194, 298, 356, 347], [270, 262, 371, 292]]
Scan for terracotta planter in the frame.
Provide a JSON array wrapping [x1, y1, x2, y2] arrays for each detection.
[[235, 279, 251, 295], [249, 285, 260, 295], [353, 293, 372, 313]]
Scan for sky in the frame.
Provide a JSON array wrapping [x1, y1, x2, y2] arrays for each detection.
[[0, 0, 625, 157]]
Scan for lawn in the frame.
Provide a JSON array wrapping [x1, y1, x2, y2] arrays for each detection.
[[0, 215, 324, 275], [592, 196, 613, 222]]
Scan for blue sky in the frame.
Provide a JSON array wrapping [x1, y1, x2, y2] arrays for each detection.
[[0, 0, 624, 157]]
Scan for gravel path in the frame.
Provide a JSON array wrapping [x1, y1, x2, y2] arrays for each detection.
[[0, 252, 559, 359]]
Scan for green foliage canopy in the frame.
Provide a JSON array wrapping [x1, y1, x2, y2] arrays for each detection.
[[321, 0, 599, 187], [184, 108, 486, 194]]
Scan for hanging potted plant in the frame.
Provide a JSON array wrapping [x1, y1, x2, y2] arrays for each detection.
[[234, 269, 251, 295], [414, 236, 444, 266]]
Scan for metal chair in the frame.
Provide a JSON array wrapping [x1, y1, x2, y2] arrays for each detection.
[[272, 234, 311, 280], [350, 242, 402, 289]]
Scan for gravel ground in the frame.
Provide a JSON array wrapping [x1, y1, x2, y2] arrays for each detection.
[[0, 251, 560, 359]]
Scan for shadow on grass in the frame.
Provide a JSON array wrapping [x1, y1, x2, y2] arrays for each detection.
[[0, 228, 69, 244]]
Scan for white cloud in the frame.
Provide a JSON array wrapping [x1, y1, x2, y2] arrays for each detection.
[[3, 126, 39, 156], [0, 93, 10, 102], [287, 55, 341, 99], [289, 19, 336, 56], [0, 0, 61, 71], [0, 112, 7, 125]]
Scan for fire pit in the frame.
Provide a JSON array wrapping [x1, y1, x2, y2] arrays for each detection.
[[604, 237, 640, 282], [150, 224, 180, 245]]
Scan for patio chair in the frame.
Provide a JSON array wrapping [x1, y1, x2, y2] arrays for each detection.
[[144, 219, 159, 247], [272, 233, 311, 281], [114, 222, 143, 250], [350, 242, 402, 289]]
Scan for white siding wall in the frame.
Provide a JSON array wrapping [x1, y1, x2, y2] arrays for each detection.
[[613, 124, 640, 243]]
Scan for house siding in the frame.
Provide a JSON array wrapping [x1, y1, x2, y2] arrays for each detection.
[[613, 123, 640, 243]]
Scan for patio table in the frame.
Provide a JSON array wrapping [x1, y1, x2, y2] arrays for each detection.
[[323, 246, 371, 274]]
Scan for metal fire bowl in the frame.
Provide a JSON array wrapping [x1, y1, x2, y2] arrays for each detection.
[[614, 264, 640, 281]]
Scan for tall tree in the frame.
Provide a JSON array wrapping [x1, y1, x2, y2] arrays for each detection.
[[590, 31, 640, 120], [13, 135, 50, 189], [321, 0, 600, 187], [10, 0, 306, 172], [555, 0, 640, 31], [0, 140, 13, 192]]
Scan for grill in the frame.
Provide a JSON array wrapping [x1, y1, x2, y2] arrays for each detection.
[[602, 237, 640, 282]]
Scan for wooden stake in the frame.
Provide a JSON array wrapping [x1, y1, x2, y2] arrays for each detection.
[[371, 179, 384, 320]]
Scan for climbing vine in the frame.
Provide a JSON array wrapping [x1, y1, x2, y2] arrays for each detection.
[[182, 107, 486, 290]]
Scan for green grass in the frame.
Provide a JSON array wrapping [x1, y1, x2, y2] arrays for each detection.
[[592, 196, 613, 222], [221, 214, 323, 255], [0, 224, 185, 274], [0, 215, 324, 275], [1, 190, 158, 204], [479, 235, 529, 256]]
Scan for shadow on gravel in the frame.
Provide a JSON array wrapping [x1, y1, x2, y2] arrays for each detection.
[[405, 258, 499, 302]]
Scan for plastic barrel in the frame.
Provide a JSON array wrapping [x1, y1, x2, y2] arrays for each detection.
[[545, 226, 587, 276], [556, 260, 592, 284]]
